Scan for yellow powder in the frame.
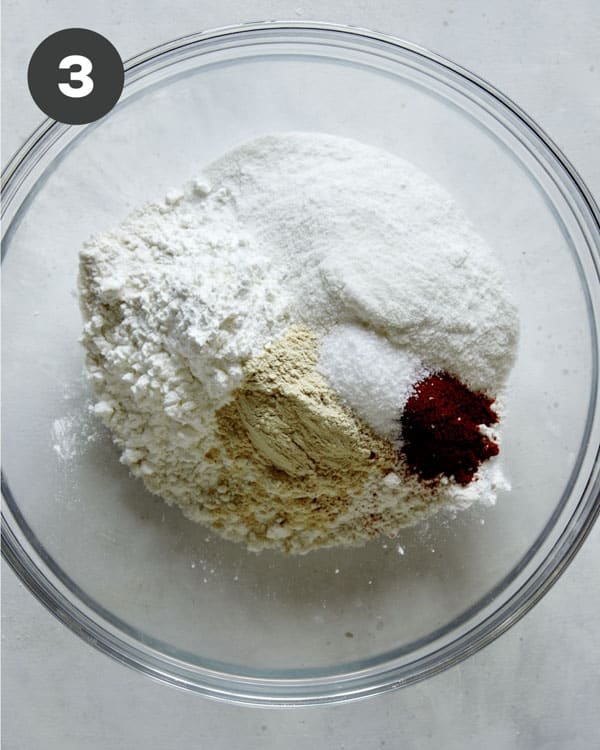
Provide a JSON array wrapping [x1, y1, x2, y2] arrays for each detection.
[[235, 325, 388, 477], [204, 326, 399, 551]]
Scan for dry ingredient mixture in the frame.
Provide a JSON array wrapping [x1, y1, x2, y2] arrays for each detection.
[[79, 133, 519, 553]]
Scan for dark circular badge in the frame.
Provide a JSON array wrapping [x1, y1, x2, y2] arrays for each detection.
[[28, 28, 124, 124]]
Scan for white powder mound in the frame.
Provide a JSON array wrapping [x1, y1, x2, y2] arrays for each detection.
[[80, 199, 290, 487], [79, 132, 519, 551], [204, 133, 519, 394], [318, 324, 429, 438]]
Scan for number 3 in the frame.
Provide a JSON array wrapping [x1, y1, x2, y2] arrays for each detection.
[[58, 55, 94, 98]]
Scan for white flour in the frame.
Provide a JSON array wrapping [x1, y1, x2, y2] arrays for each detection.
[[204, 133, 518, 393], [79, 133, 519, 551], [52, 416, 80, 461]]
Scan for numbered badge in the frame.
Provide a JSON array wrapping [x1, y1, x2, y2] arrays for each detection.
[[28, 28, 124, 124]]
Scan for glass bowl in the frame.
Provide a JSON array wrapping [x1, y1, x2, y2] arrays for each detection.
[[2, 22, 600, 706]]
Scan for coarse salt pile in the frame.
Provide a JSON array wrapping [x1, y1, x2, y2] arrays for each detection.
[[318, 324, 430, 439], [79, 132, 519, 553]]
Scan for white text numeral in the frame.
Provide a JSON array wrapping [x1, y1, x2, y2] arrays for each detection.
[[58, 55, 94, 98]]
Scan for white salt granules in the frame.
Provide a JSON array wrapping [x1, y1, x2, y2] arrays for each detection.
[[318, 324, 429, 438]]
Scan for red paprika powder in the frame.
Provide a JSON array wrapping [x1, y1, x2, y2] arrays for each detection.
[[400, 372, 499, 485]]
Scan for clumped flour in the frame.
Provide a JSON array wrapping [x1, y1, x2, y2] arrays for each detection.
[[79, 133, 518, 553]]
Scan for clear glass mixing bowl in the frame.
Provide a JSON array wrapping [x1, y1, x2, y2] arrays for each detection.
[[2, 23, 600, 705]]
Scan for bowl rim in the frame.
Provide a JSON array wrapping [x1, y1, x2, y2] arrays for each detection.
[[2, 20, 600, 706]]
